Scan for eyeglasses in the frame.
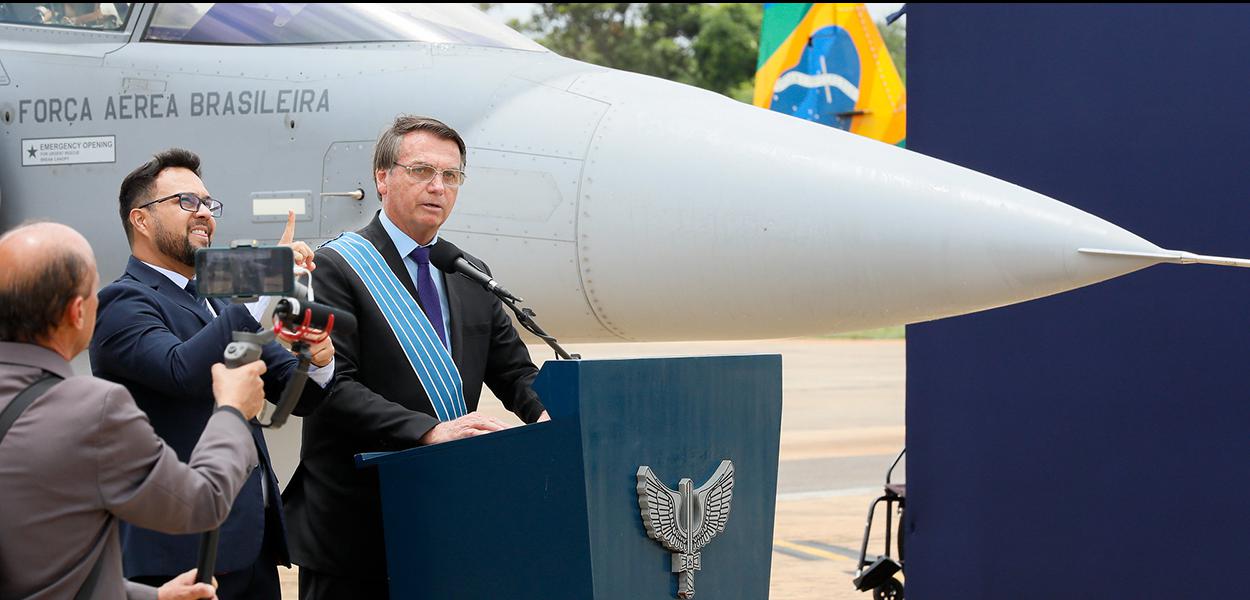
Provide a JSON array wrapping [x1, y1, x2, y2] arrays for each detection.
[[136, 192, 223, 217], [394, 162, 466, 188]]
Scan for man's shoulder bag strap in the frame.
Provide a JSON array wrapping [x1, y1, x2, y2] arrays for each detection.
[[0, 371, 62, 444], [0, 372, 102, 600]]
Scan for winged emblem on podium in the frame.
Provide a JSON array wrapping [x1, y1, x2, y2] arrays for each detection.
[[636, 460, 736, 599]]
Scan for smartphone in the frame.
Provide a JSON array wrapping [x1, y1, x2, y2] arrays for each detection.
[[194, 246, 294, 298]]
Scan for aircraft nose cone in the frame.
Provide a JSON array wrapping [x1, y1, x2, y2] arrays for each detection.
[[570, 70, 1162, 340]]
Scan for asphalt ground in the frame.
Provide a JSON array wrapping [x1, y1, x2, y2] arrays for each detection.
[[266, 338, 906, 599]]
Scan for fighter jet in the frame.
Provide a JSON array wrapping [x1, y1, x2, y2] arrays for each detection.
[[0, 3, 1242, 343]]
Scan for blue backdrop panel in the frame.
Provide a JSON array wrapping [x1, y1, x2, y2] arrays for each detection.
[[908, 5, 1250, 598]]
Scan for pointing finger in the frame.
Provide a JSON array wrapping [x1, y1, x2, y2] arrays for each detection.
[[279, 210, 296, 245]]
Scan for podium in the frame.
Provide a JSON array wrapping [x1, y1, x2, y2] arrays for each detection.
[[356, 355, 782, 599]]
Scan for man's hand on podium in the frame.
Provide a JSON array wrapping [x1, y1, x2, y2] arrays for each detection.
[[419, 412, 511, 445], [537, 411, 550, 422]]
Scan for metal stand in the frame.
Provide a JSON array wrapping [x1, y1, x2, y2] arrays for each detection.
[[853, 448, 906, 599], [499, 296, 579, 360]]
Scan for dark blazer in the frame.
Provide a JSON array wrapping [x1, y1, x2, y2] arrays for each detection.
[[284, 213, 544, 581], [90, 256, 322, 577]]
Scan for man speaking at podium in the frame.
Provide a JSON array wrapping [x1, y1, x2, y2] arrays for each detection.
[[285, 115, 549, 599]]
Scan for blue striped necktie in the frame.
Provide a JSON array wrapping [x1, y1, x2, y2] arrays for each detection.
[[409, 246, 447, 348]]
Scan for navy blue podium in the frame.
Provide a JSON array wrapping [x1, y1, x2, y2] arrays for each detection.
[[357, 355, 782, 599]]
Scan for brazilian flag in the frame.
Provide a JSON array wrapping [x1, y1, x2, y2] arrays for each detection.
[[754, 3, 906, 147]]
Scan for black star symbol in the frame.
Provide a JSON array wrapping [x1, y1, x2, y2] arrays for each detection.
[[26, 146, 36, 158]]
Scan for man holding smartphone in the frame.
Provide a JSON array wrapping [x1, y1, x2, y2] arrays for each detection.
[[90, 148, 334, 599]]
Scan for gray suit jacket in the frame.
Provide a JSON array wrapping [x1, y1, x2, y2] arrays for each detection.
[[0, 342, 258, 599]]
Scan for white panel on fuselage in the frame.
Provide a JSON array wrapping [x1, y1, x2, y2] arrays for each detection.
[[447, 149, 580, 242], [464, 71, 608, 160], [440, 232, 614, 344]]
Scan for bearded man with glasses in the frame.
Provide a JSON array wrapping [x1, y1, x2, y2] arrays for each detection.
[[283, 115, 549, 599], [90, 147, 336, 600]]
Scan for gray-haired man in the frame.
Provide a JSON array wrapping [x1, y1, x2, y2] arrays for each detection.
[[285, 115, 549, 598]]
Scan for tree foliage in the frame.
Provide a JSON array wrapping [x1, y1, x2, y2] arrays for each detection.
[[509, 3, 762, 103], [499, 4, 905, 102]]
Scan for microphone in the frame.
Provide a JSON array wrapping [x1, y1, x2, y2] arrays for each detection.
[[273, 298, 358, 335], [429, 240, 523, 303]]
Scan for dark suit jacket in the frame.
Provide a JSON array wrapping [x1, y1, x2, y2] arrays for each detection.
[[90, 256, 323, 577], [284, 214, 544, 580], [0, 342, 257, 600]]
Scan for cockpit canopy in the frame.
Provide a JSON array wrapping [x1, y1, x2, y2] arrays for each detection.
[[0, 3, 547, 51], [147, 3, 546, 50], [0, 2, 133, 30]]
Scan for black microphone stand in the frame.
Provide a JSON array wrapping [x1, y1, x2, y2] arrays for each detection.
[[498, 296, 579, 360], [431, 240, 578, 360]]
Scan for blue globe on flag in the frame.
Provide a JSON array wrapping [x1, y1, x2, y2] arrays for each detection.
[[771, 26, 861, 131]]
